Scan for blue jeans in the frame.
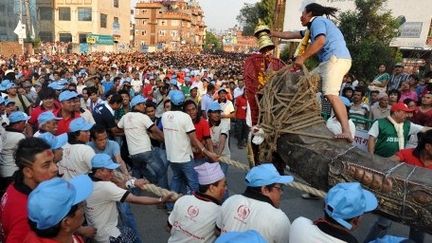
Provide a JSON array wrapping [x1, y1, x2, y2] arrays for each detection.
[[167, 160, 199, 210], [130, 151, 160, 183], [116, 202, 141, 243], [153, 147, 169, 189]]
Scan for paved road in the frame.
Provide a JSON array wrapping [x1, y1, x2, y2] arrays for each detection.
[[131, 137, 431, 242]]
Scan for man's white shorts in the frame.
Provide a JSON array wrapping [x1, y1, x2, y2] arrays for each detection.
[[312, 55, 352, 96]]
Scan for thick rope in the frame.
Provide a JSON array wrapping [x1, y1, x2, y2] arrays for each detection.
[[257, 65, 331, 161]]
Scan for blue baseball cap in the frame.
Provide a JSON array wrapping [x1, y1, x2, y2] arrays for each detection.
[[39, 132, 68, 150], [0, 96, 5, 105], [91, 154, 120, 170], [208, 101, 222, 112], [169, 90, 185, 106], [8, 111, 29, 123], [59, 90, 79, 102], [130, 95, 146, 108], [48, 81, 66, 91], [28, 175, 93, 230], [245, 163, 293, 187], [0, 79, 12, 91], [38, 111, 61, 126], [325, 182, 378, 230], [69, 117, 93, 132], [170, 79, 178, 86], [57, 79, 69, 85], [340, 96, 352, 107], [216, 230, 267, 243], [368, 235, 408, 243]]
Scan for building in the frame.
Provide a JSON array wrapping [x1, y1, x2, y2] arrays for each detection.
[[0, 0, 37, 41], [134, 0, 205, 52], [50, 0, 130, 52], [222, 26, 256, 53]]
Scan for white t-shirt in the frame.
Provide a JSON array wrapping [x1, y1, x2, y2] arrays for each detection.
[[289, 217, 347, 243], [219, 100, 234, 126], [0, 131, 25, 177], [118, 112, 154, 155], [368, 120, 423, 138], [233, 87, 244, 99], [58, 143, 95, 180], [211, 121, 230, 158], [216, 194, 290, 243], [162, 111, 195, 163], [168, 195, 220, 243], [131, 79, 142, 93], [326, 117, 356, 140], [85, 180, 128, 243], [80, 108, 96, 125]]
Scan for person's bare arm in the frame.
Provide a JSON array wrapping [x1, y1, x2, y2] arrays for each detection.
[[367, 135, 376, 155], [125, 192, 174, 205], [205, 138, 214, 152], [271, 31, 303, 40], [110, 126, 124, 136], [217, 134, 227, 156], [221, 112, 235, 119], [188, 132, 219, 161], [114, 154, 130, 176], [149, 125, 164, 142]]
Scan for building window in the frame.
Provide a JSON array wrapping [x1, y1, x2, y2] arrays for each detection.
[[114, 0, 119, 8], [142, 10, 147, 13], [79, 33, 89, 43], [59, 33, 72, 42], [100, 14, 107, 28], [58, 7, 71, 21], [171, 30, 177, 37], [142, 20, 146, 24], [78, 7, 92, 21], [39, 7, 53, 21], [142, 31, 146, 35], [39, 31, 53, 42], [159, 30, 165, 36]]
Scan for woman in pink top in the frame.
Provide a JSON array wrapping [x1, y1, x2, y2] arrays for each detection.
[[399, 80, 417, 103]]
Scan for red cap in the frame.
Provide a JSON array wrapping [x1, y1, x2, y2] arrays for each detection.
[[391, 102, 414, 113]]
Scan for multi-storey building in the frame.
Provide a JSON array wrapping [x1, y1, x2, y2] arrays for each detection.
[[134, 0, 205, 52]]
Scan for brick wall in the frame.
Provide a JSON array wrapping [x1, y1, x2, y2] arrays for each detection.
[[0, 41, 23, 57]]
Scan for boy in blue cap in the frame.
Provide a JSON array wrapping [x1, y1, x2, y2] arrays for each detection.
[[24, 175, 93, 242], [289, 182, 378, 243], [85, 154, 175, 242], [217, 163, 292, 242]]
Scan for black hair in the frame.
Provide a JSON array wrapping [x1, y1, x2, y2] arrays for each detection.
[[409, 74, 419, 82], [87, 86, 98, 96], [413, 130, 432, 158], [38, 87, 56, 100], [354, 87, 365, 97], [207, 83, 215, 92], [183, 99, 202, 123], [28, 203, 79, 238], [323, 211, 355, 228], [113, 77, 121, 82], [246, 183, 277, 193], [145, 101, 157, 109], [15, 137, 51, 169], [67, 131, 83, 144], [305, 3, 338, 18], [198, 180, 222, 194], [388, 89, 401, 101], [403, 98, 416, 106], [109, 93, 123, 105], [90, 124, 107, 139], [163, 99, 171, 107], [370, 90, 380, 95], [171, 103, 183, 111], [118, 89, 130, 97]]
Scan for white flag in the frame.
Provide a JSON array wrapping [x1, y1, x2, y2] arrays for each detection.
[[13, 20, 26, 39]]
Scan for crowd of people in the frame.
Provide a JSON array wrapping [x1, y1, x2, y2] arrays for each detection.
[[0, 2, 432, 241]]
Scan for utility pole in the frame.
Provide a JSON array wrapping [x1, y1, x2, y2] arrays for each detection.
[[272, 0, 286, 58]]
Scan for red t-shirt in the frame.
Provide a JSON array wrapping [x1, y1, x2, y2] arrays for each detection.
[[24, 231, 84, 243], [28, 104, 61, 127], [55, 111, 80, 135], [193, 118, 211, 158], [396, 148, 432, 169], [0, 184, 29, 243], [142, 84, 154, 98], [235, 96, 247, 120]]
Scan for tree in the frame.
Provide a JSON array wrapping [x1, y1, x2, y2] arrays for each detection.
[[237, 0, 276, 36], [204, 31, 222, 52], [338, 0, 402, 81]]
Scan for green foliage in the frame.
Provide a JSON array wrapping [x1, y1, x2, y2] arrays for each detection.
[[236, 0, 276, 36], [338, 0, 401, 81], [204, 31, 222, 52]]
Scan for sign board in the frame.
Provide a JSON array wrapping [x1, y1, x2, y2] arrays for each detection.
[[86, 34, 114, 45], [79, 43, 89, 53], [399, 22, 423, 38], [353, 129, 369, 152]]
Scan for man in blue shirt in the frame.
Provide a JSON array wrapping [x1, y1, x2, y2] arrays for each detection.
[[272, 3, 353, 142]]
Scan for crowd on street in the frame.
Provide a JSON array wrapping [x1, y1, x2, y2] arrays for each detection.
[[0, 48, 431, 243]]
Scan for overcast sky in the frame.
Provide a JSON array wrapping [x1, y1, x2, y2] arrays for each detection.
[[131, 0, 259, 31]]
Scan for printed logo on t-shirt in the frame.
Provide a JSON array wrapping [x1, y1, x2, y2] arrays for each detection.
[[187, 205, 199, 219], [167, 114, 174, 120], [235, 205, 250, 223]]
